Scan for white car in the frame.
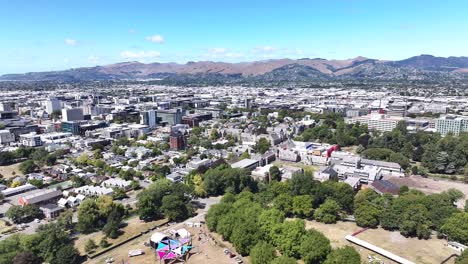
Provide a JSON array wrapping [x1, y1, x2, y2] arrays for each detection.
[[34, 219, 40, 223], [128, 249, 144, 257]]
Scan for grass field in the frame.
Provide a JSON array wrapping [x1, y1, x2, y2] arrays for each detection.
[[0, 163, 22, 179], [75, 217, 168, 255], [305, 220, 458, 264]]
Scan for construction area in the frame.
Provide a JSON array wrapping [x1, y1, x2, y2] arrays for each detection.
[[86, 215, 245, 264]]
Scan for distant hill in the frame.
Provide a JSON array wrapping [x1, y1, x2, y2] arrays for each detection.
[[1, 55, 467, 83]]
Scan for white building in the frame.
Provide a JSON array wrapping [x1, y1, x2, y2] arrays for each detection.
[[346, 113, 403, 132], [75, 185, 113, 196], [101, 178, 132, 190], [20, 133, 42, 147], [435, 115, 468, 136]]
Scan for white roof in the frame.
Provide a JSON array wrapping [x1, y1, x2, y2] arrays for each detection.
[[176, 228, 191, 239], [150, 232, 168, 243]]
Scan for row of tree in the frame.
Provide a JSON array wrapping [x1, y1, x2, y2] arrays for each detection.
[[206, 192, 361, 264], [354, 188, 467, 241], [0, 220, 81, 264]]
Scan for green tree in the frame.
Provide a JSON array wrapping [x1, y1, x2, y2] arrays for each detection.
[[6, 205, 43, 224], [354, 202, 381, 228], [57, 209, 74, 230], [100, 238, 110, 248], [269, 166, 282, 182], [255, 138, 271, 154], [274, 194, 293, 216], [19, 160, 37, 174], [399, 204, 431, 239], [314, 199, 341, 224], [292, 195, 313, 218], [271, 220, 306, 258], [299, 229, 331, 264], [84, 239, 97, 253], [161, 194, 193, 222], [258, 208, 285, 239], [455, 249, 468, 264], [250, 241, 276, 264], [440, 212, 468, 244], [12, 251, 42, 264], [323, 246, 360, 264], [445, 188, 465, 204], [271, 256, 297, 264], [239, 151, 251, 160], [50, 244, 81, 264], [77, 199, 100, 233], [103, 207, 124, 239]]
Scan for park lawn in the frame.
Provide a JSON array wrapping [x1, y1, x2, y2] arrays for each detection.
[[0, 163, 22, 179], [74, 216, 167, 255]]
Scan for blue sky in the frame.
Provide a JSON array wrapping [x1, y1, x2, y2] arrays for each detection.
[[1, 0, 468, 74]]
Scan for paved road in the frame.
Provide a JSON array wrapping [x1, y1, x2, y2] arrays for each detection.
[[0, 218, 45, 241]]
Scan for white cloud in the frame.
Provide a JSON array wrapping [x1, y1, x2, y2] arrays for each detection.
[[208, 48, 227, 54], [128, 29, 136, 34], [88, 55, 100, 64], [145, 34, 164, 43], [205, 48, 244, 59], [253, 46, 277, 53], [120, 50, 161, 59], [64, 38, 80, 46]]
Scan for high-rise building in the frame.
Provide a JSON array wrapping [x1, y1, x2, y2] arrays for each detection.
[[0, 130, 15, 144], [435, 115, 468, 136], [62, 108, 84, 121], [0, 102, 13, 112], [244, 98, 252, 109], [157, 109, 184, 126], [45, 98, 61, 114], [140, 110, 158, 128]]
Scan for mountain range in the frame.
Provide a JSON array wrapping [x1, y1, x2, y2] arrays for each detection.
[[1, 55, 468, 83]]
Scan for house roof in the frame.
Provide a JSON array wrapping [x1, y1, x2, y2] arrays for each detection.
[[20, 189, 62, 205], [370, 180, 400, 195]]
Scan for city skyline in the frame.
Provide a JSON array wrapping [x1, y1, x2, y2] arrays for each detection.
[[1, 0, 468, 74]]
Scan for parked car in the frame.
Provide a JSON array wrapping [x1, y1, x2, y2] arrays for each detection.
[[128, 249, 144, 257]]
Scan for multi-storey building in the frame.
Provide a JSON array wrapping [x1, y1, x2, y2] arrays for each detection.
[[62, 108, 84, 121], [45, 98, 61, 114], [435, 115, 468, 135], [346, 113, 403, 132]]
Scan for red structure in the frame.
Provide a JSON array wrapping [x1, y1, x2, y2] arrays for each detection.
[[326, 144, 340, 157], [170, 132, 186, 150]]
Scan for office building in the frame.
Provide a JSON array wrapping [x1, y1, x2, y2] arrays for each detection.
[[0, 102, 13, 112], [435, 115, 468, 136], [157, 109, 184, 126], [45, 98, 61, 114], [140, 110, 158, 128], [62, 108, 84, 121], [0, 130, 15, 144]]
